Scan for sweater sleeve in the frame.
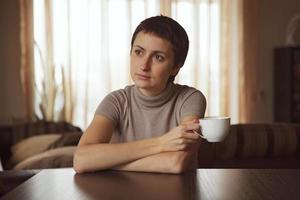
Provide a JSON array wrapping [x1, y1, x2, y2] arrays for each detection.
[[179, 90, 206, 121], [95, 91, 122, 128]]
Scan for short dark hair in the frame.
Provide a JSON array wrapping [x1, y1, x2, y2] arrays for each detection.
[[131, 15, 189, 82]]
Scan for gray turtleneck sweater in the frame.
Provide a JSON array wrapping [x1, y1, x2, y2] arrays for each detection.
[[95, 83, 206, 143]]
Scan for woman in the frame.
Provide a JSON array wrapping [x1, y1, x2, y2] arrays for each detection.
[[74, 15, 206, 174]]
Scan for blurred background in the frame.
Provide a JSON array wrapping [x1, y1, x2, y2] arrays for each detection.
[[1, 0, 300, 130]]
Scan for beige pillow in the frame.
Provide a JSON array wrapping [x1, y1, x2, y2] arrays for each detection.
[[13, 146, 76, 170], [8, 134, 62, 167], [0, 159, 3, 171]]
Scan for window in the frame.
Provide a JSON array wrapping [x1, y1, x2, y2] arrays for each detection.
[[33, 0, 221, 129]]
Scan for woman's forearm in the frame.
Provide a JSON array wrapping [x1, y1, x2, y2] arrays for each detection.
[[74, 118, 200, 174], [73, 137, 161, 173], [112, 151, 182, 173], [113, 143, 200, 174]]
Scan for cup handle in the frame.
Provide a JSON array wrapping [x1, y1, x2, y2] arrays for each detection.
[[193, 130, 206, 140]]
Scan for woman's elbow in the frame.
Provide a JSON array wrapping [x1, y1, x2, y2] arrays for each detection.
[[172, 159, 189, 174], [73, 151, 84, 173], [164, 152, 186, 174], [169, 165, 184, 174], [73, 148, 90, 174], [73, 147, 109, 173], [73, 165, 85, 174], [170, 151, 195, 174]]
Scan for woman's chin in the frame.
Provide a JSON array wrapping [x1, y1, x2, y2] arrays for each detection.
[[133, 79, 151, 88], [135, 84, 150, 90]]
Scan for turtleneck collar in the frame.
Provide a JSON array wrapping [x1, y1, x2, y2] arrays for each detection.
[[133, 82, 176, 109]]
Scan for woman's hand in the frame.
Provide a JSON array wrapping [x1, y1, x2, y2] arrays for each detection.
[[158, 122, 200, 152]]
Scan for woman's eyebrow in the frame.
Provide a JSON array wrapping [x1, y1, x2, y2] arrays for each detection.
[[134, 45, 167, 55], [134, 45, 144, 50], [153, 50, 167, 56]]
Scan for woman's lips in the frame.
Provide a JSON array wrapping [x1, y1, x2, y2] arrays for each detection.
[[136, 73, 150, 80]]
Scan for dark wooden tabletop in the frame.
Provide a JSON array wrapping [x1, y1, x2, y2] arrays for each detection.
[[1, 168, 300, 200]]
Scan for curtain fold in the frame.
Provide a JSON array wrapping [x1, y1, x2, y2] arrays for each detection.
[[240, 0, 261, 123], [19, 0, 260, 128], [220, 0, 243, 123], [20, 0, 34, 121], [220, 0, 231, 118], [219, 0, 260, 123]]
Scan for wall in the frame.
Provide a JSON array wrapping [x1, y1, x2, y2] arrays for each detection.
[[0, 0, 300, 124], [0, 0, 25, 125], [259, 0, 300, 122]]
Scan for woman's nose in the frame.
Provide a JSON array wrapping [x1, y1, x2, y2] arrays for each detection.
[[140, 57, 151, 71]]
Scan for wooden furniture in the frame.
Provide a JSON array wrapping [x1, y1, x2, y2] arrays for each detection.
[[1, 168, 300, 200], [0, 170, 39, 197], [274, 46, 300, 122]]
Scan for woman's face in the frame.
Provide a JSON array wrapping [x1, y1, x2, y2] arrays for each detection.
[[130, 31, 180, 96]]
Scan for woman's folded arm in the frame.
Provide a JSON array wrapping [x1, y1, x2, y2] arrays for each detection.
[[112, 142, 200, 174], [74, 115, 200, 174], [74, 116, 163, 173]]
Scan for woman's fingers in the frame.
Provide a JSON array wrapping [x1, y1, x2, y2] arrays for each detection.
[[160, 123, 202, 152], [174, 139, 198, 150], [193, 130, 205, 139], [181, 132, 199, 140], [179, 138, 198, 144], [182, 123, 200, 132]]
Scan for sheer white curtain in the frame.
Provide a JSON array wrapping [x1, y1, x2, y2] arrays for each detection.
[[172, 0, 221, 116], [32, 0, 240, 129]]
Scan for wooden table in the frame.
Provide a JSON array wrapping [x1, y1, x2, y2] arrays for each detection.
[[1, 168, 300, 200], [0, 170, 39, 197]]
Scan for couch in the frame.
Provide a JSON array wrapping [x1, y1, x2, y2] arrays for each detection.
[[0, 120, 82, 170], [0, 121, 299, 170], [198, 123, 300, 168]]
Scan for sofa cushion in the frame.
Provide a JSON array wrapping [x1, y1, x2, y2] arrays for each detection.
[[10, 121, 82, 145], [13, 146, 76, 170], [0, 121, 82, 170], [0, 158, 3, 171], [7, 132, 82, 169], [48, 132, 82, 149], [198, 123, 300, 168], [8, 134, 62, 168], [214, 123, 300, 161]]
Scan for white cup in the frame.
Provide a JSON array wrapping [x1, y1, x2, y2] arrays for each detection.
[[197, 117, 230, 142]]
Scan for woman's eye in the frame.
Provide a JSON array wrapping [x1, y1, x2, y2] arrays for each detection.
[[155, 55, 165, 62], [134, 49, 143, 56]]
